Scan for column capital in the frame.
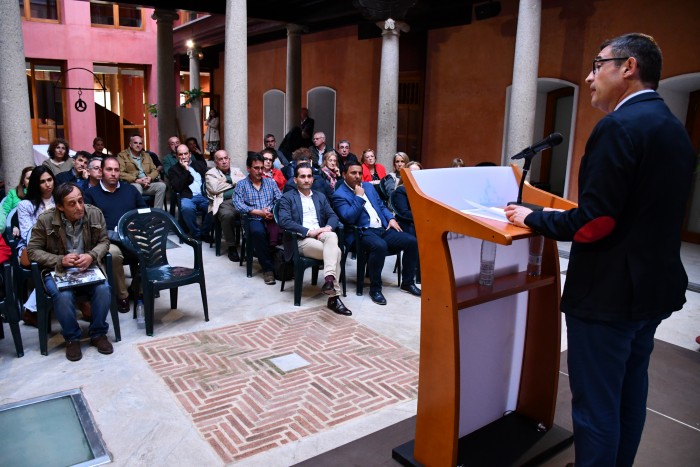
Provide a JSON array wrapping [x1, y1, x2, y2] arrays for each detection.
[[187, 48, 202, 60], [376, 18, 410, 35], [151, 9, 179, 24], [286, 23, 307, 36]]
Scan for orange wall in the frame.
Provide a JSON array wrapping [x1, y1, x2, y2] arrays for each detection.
[[241, 0, 699, 200]]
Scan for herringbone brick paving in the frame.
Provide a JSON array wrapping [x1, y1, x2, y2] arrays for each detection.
[[139, 307, 419, 463]]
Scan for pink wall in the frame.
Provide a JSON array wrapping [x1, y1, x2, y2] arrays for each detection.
[[22, 0, 159, 153]]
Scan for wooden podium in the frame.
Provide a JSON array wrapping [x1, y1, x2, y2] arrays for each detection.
[[392, 166, 576, 467]]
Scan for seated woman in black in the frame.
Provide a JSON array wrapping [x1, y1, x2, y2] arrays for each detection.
[[390, 161, 422, 236]]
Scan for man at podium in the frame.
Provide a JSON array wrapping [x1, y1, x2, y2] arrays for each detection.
[[505, 33, 694, 467]]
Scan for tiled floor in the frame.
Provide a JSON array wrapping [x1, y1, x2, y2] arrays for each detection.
[[0, 238, 698, 466], [139, 307, 418, 463]]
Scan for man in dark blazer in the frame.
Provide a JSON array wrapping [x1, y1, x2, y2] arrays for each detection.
[[332, 161, 420, 305], [505, 33, 694, 467], [168, 144, 213, 242], [277, 163, 351, 316]]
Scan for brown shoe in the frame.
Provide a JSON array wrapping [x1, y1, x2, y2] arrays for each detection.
[[66, 340, 82, 361], [22, 309, 38, 328], [263, 271, 276, 285], [90, 335, 114, 355]]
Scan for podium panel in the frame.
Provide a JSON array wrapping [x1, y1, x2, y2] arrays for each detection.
[[392, 166, 575, 467]]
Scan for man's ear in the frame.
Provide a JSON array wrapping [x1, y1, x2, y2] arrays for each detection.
[[623, 57, 638, 77]]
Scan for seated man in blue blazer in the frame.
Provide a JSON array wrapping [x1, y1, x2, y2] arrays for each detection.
[[277, 163, 351, 316], [332, 161, 420, 305]]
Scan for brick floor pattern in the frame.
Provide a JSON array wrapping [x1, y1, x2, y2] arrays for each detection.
[[138, 307, 419, 463]]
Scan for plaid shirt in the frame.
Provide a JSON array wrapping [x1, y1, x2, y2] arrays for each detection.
[[233, 176, 281, 220]]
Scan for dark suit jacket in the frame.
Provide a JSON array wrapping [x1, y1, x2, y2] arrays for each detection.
[[332, 180, 394, 248], [284, 173, 333, 201], [167, 158, 208, 199], [277, 189, 338, 261], [526, 91, 694, 321]]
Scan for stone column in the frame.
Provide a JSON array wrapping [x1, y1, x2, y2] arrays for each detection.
[[0, 0, 34, 183], [504, 0, 541, 168], [224, 0, 248, 168], [376, 19, 408, 168], [285, 24, 304, 134], [152, 9, 179, 156], [188, 47, 202, 143]]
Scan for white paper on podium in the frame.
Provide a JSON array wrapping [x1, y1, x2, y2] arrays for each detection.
[[461, 200, 509, 223]]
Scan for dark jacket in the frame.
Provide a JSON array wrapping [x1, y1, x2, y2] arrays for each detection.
[[167, 158, 208, 199], [332, 180, 395, 248], [277, 189, 338, 261], [525, 91, 694, 321]]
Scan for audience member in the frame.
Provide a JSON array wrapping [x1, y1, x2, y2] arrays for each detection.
[[451, 157, 465, 167], [361, 149, 387, 184], [320, 150, 341, 191], [84, 156, 147, 312], [86, 158, 102, 188], [283, 149, 333, 200], [42, 138, 73, 176], [204, 109, 220, 154], [300, 107, 314, 147], [391, 161, 423, 236], [277, 163, 351, 316], [0, 166, 32, 235], [206, 150, 245, 262], [117, 135, 166, 209], [27, 183, 113, 361], [161, 136, 181, 176], [168, 144, 213, 242], [55, 151, 91, 191], [336, 140, 358, 173], [332, 161, 420, 305], [233, 153, 282, 285], [263, 133, 289, 168], [91, 137, 109, 159], [279, 126, 304, 162], [261, 148, 286, 191], [185, 137, 206, 163], [17, 166, 55, 326], [381, 152, 409, 199], [147, 150, 164, 176], [309, 131, 330, 166]]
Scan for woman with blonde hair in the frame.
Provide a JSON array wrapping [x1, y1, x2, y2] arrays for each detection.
[[381, 152, 410, 198], [320, 150, 341, 190]]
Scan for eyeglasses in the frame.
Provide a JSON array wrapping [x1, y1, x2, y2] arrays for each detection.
[[592, 57, 629, 75]]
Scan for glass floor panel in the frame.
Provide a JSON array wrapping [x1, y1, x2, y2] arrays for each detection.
[[0, 389, 109, 467]]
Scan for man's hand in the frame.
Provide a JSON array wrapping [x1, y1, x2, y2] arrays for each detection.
[[179, 160, 189, 171], [252, 207, 273, 220], [387, 219, 402, 232], [504, 205, 533, 228], [353, 184, 365, 197], [308, 226, 332, 239], [62, 253, 93, 270]]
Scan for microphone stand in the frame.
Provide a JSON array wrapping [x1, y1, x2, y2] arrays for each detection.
[[508, 153, 544, 211]]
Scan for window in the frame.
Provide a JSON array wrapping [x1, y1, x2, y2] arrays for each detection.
[[26, 60, 67, 144], [93, 64, 149, 150], [19, 0, 59, 22], [90, 2, 143, 29]]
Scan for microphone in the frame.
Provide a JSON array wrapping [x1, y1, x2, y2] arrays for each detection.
[[511, 133, 563, 160]]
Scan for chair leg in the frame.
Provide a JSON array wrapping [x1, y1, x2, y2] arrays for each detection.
[[311, 266, 319, 285], [293, 265, 304, 307], [109, 298, 121, 342], [9, 320, 24, 357], [199, 279, 209, 322], [169, 288, 178, 310], [38, 307, 49, 356], [144, 287, 155, 336], [356, 254, 365, 296]]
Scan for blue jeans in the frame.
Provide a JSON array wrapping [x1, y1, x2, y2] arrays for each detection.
[[359, 227, 418, 293], [566, 312, 669, 467], [247, 218, 274, 272], [180, 194, 213, 238], [44, 275, 112, 342]]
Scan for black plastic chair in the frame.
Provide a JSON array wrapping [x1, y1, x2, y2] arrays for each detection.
[[4, 208, 32, 303], [117, 208, 209, 336], [340, 225, 401, 296], [239, 213, 254, 277], [31, 253, 122, 356], [272, 202, 323, 306], [0, 262, 24, 357]]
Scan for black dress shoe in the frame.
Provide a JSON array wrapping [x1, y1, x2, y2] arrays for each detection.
[[369, 290, 387, 305], [327, 296, 352, 316], [399, 283, 421, 297], [228, 248, 240, 262]]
